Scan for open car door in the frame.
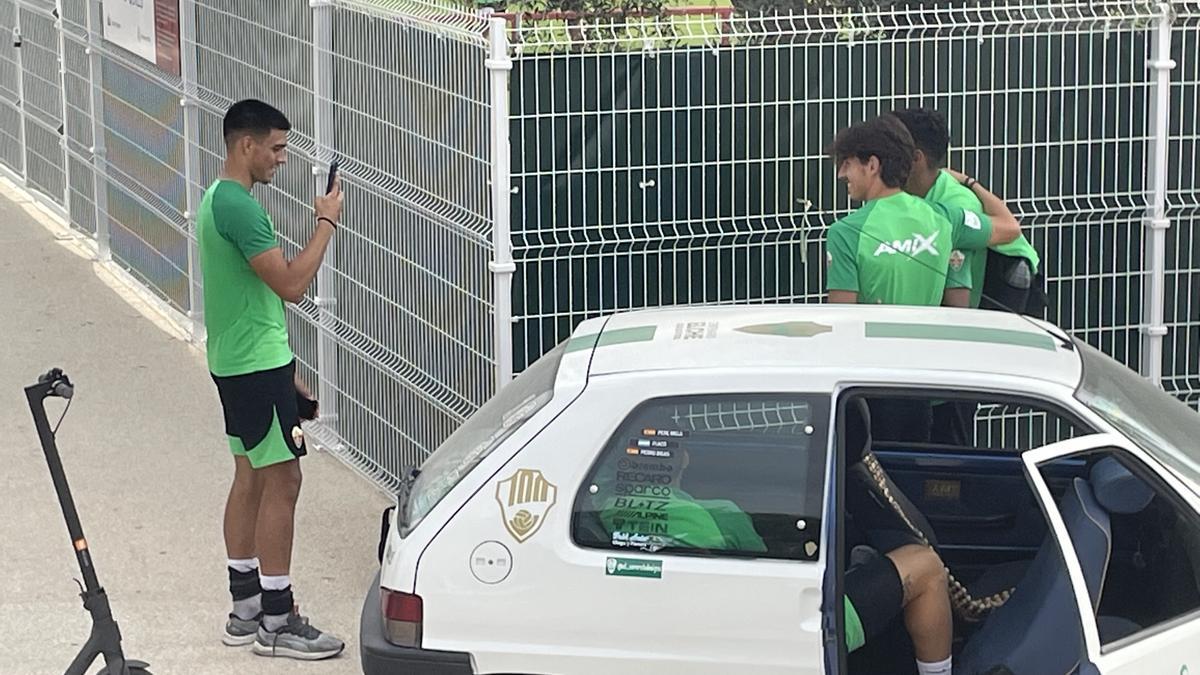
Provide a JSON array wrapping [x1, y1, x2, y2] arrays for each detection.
[[957, 433, 1200, 675]]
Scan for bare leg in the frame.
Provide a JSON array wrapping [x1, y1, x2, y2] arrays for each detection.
[[886, 544, 952, 663], [225, 455, 265, 559], [255, 458, 303, 576]]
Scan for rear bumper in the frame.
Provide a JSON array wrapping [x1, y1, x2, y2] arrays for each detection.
[[360, 570, 474, 675]]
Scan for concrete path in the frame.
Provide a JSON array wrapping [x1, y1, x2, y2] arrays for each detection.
[[0, 183, 388, 675]]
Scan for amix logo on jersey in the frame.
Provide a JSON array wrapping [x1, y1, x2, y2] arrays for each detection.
[[874, 233, 939, 257]]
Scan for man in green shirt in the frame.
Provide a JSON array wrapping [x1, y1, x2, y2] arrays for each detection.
[[825, 114, 1023, 307], [200, 99, 344, 659], [892, 108, 1045, 315]]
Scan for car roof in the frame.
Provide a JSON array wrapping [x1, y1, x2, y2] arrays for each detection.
[[570, 304, 1083, 387]]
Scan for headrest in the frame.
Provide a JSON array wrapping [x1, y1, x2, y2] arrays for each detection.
[[843, 398, 872, 462], [1089, 457, 1154, 515]]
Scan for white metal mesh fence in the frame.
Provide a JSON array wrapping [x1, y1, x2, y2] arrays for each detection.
[[0, 1, 24, 177], [506, 2, 1169, 376], [17, 2, 65, 205], [0, 0, 1197, 493], [1164, 5, 1200, 408]]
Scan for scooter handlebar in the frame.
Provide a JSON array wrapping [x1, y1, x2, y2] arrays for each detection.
[[36, 368, 74, 399]]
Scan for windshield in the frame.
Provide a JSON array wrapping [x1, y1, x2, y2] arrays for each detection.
[[399, 341, 566, 535], [1074, 338, 1200, 489]]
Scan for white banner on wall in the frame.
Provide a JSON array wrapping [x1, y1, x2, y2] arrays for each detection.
[[102, 0, 181, 76]]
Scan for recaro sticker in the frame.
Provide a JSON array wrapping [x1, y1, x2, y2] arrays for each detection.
[[495, 468, 558, 543]]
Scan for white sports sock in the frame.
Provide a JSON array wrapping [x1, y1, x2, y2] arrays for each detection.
[[232, 594, 261, 621], [227, 557, 259, 574], [260, 574, 291, 592], [917, 656, 952, 675]]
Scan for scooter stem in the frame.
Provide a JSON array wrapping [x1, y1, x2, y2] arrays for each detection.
[[25, 375, 101, 593]]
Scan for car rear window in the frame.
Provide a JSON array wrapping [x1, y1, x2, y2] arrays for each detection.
[[400, 342, 566, 535], [573, 394, 829, 561]]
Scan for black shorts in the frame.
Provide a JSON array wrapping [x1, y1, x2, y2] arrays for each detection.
[[845, 548, 905, 648], [211, 359, 306, 468]]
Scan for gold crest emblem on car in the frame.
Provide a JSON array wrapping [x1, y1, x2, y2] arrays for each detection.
[[495, 469, 558, 543]]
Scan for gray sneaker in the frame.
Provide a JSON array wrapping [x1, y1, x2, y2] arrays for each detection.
[[222, 613, 261, 647], [252, 613, 345, 660]]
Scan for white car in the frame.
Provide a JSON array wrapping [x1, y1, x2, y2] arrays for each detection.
[[359, 305, 1200, 675]]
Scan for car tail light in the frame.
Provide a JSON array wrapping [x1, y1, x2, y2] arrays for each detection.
[[381, 587, 423, 647]]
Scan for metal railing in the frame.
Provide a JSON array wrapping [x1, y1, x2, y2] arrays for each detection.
[[0, 0, 1195, 492]]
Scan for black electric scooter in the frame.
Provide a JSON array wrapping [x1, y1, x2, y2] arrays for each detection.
[[25, 368, 151, 675]]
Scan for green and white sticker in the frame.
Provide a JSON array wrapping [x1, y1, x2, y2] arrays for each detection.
[[606, 557, 662, 579]]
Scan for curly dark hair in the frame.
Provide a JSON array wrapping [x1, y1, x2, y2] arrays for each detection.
[[827, 114, 915, 188], [891, 107, 951, 168]]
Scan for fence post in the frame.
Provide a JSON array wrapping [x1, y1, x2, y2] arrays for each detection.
[[311, 0, 340, 442], [486, 16, 514, 389], [178, 0, 204, 343], [1142, 1, 1175, 385], [83, 0, 109, 261], [53, 1, 72, 219], [12, 2, 27, 183]]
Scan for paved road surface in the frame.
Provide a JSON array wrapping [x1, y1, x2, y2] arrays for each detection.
[[0, 184, 388, 675]]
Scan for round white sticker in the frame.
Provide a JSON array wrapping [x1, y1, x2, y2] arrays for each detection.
[[470, 541, 513, 585]]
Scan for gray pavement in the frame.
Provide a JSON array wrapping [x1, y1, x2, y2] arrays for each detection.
[[0, 187, 388, 674]]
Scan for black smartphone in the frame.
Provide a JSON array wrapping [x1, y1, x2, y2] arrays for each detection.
[[324, 159, 340, 194]]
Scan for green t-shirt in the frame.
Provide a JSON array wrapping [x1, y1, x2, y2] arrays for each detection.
[[924, 170, 1041, 308], [825, 191, 993, 306], [197, 179, 293, 377]]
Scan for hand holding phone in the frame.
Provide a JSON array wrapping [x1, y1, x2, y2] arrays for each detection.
[[315, 159, 343, 228], [324, 159, 340, 195]]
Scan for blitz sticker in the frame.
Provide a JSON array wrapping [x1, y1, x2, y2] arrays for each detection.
[[495, 469, 558, 543]]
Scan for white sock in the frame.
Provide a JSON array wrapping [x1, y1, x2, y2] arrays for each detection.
[[260, 574, 291, 592], [227, 557, 259, 574], [917, 656, 952, 675], [232, 594, 261, 621]]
